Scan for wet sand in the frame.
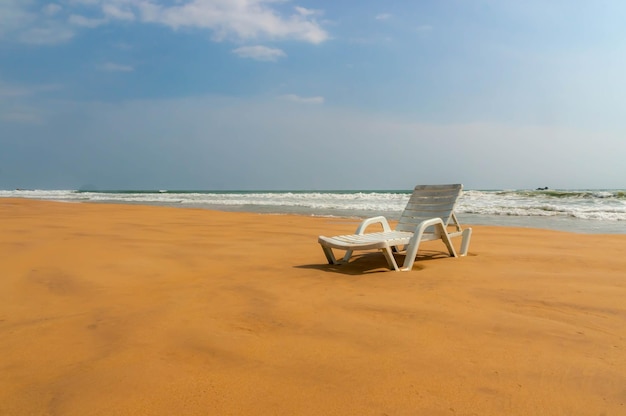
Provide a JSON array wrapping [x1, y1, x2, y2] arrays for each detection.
[[1, 198, 625, 415]]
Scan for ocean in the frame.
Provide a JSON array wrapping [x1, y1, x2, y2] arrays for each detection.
[[2, 188, 625, 234]]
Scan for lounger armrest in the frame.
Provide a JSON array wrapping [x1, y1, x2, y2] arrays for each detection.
[[400, 217, 457, 271], [355, 216, 392, 235], [409, 217, 444, 237]]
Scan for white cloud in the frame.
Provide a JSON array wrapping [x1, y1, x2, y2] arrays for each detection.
[[65, 0, 100, 4], [43, 4, 62, 16], [0, 1, 73, 44], [0, 82, 61, 98], [0, 0, 34, 38], [99, 62, 135, 72], [295, 7, 321, 17], [136, 0, 329, 44], [279, 94, 324, 104], [69, 14, 107, 28], [102, 3, 135, 21], [1, 0, 330, 46], [232, 45, 286, 61], [0, 86, 28, 98], [18, 25, 74, 44], [375, 13, 391, 20]]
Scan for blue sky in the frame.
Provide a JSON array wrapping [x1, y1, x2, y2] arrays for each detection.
[[1, 0, 625, 190]]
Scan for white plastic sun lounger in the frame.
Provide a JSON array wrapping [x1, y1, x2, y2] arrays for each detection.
[[318, 184, 472, 271]]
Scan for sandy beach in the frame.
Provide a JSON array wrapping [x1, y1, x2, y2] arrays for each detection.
[[1, 198, 625, 415]]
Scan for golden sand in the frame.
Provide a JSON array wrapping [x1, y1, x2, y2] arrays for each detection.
[[1, 198, 625, 415]]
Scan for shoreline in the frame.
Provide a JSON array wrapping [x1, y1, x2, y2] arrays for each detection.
[[1, 198, 626, 415], [3, 196, 626, 235], [2, 188, 626, 235]]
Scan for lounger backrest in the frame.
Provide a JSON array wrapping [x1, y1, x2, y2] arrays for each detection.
[[395, 184, 463, 233]]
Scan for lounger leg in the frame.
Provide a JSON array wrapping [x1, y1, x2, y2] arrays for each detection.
[[321, 244, 338, 265], [438, 224, 458, 258], [381, 246, 400, 271], [401, 239, 421, 271], [342, 249, 354, 263], [459, 228, 472, 256]]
